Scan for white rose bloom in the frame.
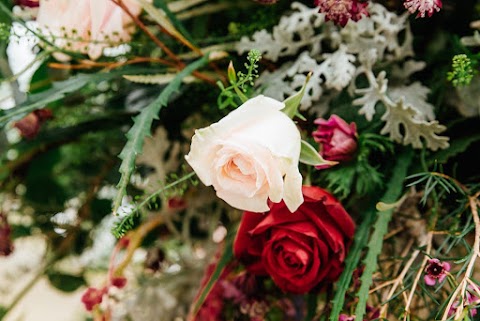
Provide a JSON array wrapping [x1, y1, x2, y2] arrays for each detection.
[[185, 95, 303, 213]]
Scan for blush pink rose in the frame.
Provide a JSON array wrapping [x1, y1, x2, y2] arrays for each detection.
[[185, 95, 303, 213], [312, 115, 357, 169], [37, 0, 143, 61]]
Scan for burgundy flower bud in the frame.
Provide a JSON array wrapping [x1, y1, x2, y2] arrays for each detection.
[[315, 0, 369, 27], [81, 287, 106, 311], [167, 197, 187, 210], [15, 0, 39, 7], [312, 115, 358, 169], [14, 109, 53, 139], [111, 276, 127, 289], [0, 213, 13, 257], [424, 258, 450, 286]]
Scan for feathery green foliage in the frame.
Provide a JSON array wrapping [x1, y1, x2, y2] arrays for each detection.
[[447, 54, 476, 87], [217, 49, 261, 109]]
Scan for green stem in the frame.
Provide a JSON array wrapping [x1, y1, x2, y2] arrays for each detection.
[[354, 148, 414, 321]]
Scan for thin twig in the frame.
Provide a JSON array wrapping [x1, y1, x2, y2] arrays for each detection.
[[441, 196, 480, 320], [403, 232, 433, 321]]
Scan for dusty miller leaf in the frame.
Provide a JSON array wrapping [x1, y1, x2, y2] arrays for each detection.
[[353, 71, 388, 121], [112, 56, 209, 214], [236, 2, 323, 62], [380, 100, 449, 151], [388, 82, 435, 121], [319, 46, 356, 91]]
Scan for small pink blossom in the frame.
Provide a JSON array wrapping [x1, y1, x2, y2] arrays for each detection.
[[424, 258, 450, 286], [81, 287, 107, 311], [448, 285, 480, 317], [313, 115, 358, 169], [314, 0, 369, 27], [404, 0, 442, 18], [339, 315, 355, 321]]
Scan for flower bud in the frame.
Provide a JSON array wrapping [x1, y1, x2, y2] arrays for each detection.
[[312, 115, 357, 169]]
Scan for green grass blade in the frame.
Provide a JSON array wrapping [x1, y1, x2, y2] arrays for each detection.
[[354, 148, 413, 320]]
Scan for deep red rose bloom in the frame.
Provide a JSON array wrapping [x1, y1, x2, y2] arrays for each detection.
[[234, 186, 355, 294], [313, 115, 357, 169]]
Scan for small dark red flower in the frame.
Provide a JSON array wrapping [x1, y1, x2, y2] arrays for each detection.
[[14, 109, 53, 139], [315, 0, 369, 27], [110, 276, 127, 289], [0, 213, 13, 256], [81, 287, 106, 311], [313, 115, 358, 169], [15, 0, 39, 7], [167, 197, 187, 210], [424, 258, 450, 286]]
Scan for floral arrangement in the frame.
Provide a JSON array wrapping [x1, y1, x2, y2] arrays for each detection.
[[0, 0, 480, 321]]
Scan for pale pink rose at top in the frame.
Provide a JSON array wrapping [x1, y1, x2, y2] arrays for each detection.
[[37, 0, 143, 61], [185, 95, 304, 213]]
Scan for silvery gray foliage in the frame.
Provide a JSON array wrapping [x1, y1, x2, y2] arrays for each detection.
[[237, 2, 448, 150]]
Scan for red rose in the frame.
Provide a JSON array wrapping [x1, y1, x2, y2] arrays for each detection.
[[234, 186, 355, 294], [312, 115, 357, 169]]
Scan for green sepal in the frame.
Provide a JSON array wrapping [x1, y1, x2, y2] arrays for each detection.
[[227, 61, 237, 84], [299, 140, 338, 167], [282, 72, 311, 119]]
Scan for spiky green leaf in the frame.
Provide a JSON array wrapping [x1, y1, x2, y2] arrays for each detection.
[[112, 55, 209, 214]]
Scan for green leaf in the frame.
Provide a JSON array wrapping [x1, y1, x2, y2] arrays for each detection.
[[47, 272, 86, 293], [430, 133, 480, 165], [227, 61, 237, 84], [282, 72, 311, 119], [112, 55, 209, 214], [306, 293, 318, 321], [123, 73, 196, 84], [191, 231, 234, 318], [0, 74, 91, 127], [329, 206, 376, 321], [299, 140, 338, 167], [154, 0, 195, 43], [354, 148, 413, 320], [137, 0, 198, 52], [0, 306, 6, 319]]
